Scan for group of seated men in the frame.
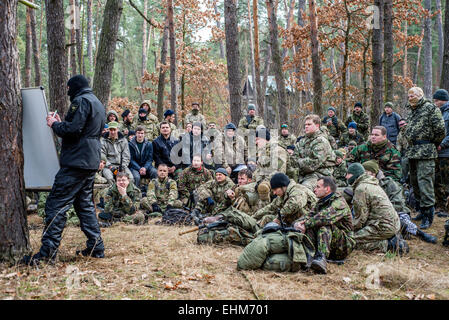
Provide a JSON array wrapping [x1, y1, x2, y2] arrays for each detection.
[[92, 96, 448, 274]]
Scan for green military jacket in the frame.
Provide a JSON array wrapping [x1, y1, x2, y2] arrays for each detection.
[[293, 130, 336, 177], [403, 98, 446, 160], [351, 173, 400, 234], [253, 181, 317, 226], [233, 182, 270, 215], [253, 141, 288, 183], [104, 182, 142, 218], [238, 115, 264, 131], [320, 126, 338, 150], [345, 110, 370, 138], [304, 192, 353, 234], [323, 115, 347, 140], [396, 127, 409, 157], [141, 177, 178, 211], [196, 177, 235, 215], [278, 133, 297, 150], [185, 112, 206, 128], [349, 140, 402, 182], [177, 166, 213, 205], [132, 114, 160, 141], [333, 161, 348, 187], [338, 131, 364, 148]]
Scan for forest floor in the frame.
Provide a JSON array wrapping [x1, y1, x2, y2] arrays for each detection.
[[1, 213, 449, 300]]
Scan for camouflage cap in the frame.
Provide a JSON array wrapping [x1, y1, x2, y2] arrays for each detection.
[[108, 121, 119, 129]]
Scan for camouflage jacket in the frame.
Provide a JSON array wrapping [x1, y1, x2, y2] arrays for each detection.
[[119, 119, 134, 133], [196, 177, 235, 215], [293, 130, 336, 177], [253, 181, 317, 226], [403, 98, 446, 159], [278, 134, 297, 150], [238, 115, 264, 131], [322, 115, 347, 140], [352, 173, 400, 234], [345, 110, 370, 137], [286, 152, 299, 182], [132, 114, 160, 141], [320, 126, 338, 150], [100, 132, 130, 167], [141, 177, 178, 211], [338, 131, 365, 148], [94, 171, 108, 184], [221, 134, 247, 168], [104, 182, 142, 218], [253, 141, 288, 183], [177, 166, 213, 204], [349, 140, 402, 182], [396, 127, 409, 156], [233, 182, 270, 215], [304, 192, 353, 233], [333, 161, 348, 187], [185, 112, 206, 128], [377, 172, 409, 214]]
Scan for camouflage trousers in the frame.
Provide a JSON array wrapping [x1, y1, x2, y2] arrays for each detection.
[[409, 159, 436, 208], [101, 210, 146, 225], [399, 212, 417, 236], [197, 225, 255, 246], [305, 225, 355, 260], [401, 157, 409, 184], [435, 158, 449, 209], [354, 225, 396, 253]]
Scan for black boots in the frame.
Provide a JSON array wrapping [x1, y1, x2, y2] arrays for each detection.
[[311, 252, 327, 274], [20, 249, 57, 266], [419, 206, 435, 230], [387, 235, 409, 255], [76, 248, 105, 258], [443, 219, 449, 247], [412, 203, 423, 221], [416, 229, 437, 244]]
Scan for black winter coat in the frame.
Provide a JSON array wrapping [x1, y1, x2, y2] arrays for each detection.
[[129, 137, 155, 171], [52, 88, 105, 170], [152, 134, 180, 168]]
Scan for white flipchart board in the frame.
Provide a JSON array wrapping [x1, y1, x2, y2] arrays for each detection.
[[22, 87, 60, 190]]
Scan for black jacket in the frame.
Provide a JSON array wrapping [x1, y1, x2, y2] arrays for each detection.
[[52, 88, 105, 170], [129, 137, 155, 171], [152, 134, 179, 168]]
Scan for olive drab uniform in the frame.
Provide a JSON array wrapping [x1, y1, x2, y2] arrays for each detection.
[[141, 177, 181, 212], [292, 130, 336, 191], [320, 126, 338, 150], [103, 182, 144, 224], [352, 173, 400, 252], [177, 166, 214, 206], [403, 98, 446, 208], [195, 177, 235, 215], [238, 115, 264, 132], [345, 110, 371, 140], [302, 193, 355, 260], [396, 126, 410, 183], [253, 141, 288, 183], [348, 140, 402, 182], [322, 115, 347, 141], [253, 181, 317, 227], [197, 207, 260, 246], [119, 119, 134, 134]]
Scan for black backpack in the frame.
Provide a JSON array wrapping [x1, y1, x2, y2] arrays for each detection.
[[157, 208, 194, 226]]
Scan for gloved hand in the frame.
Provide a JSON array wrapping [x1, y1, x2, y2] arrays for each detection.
[[332, 117, 338, 127], [206, 197, 215, 206], [152, 203, 162, 213]]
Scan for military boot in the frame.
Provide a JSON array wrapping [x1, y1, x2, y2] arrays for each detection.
[[412, 203, 424, 221], [416, 229, 437, 244], [387, 235, 409, 256], [257, 181, 271, 201], [442, 219, 449, 247], [310, 252, 327, 274], [20, 249, 57, 266], [76, 248, 105, 258], [419, 207, 434, 230]]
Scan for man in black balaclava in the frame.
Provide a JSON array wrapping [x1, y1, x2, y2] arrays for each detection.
[[21, 74, 106, 266]]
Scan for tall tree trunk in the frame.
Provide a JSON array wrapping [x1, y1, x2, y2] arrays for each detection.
[[384, 0, 394, 102], [441, 0, 449, 90], [402, 19, 409, 104], [308, 0, 322, 116], [0, 0, 31, 263], [341, 0, 351, 113], [435, 0, 444, 87], [92, 0, 123, 107], [224, 0, 242, 125], [261, 44, 272, 125], [30, 2, 41, 86], [45, 0, 68, 115], [267, 0, 287, 125], [362, 33, 371, 108], [25, 7, 32, 87], [157, 18, 169, 122], [253, 0, 263, 117], [142, 0, 148, 78], [167, 0, 178, 125], [69, 0, 77, 76], [214, 3, 225, 59], [371, 0, 384, 125], [413, 26, 425, 85], [87, 0, 93, 79], [247, 0, 258, 110], [76, 0, 83, 76], [281, 0, 295, 60], [423, 0, 433, 98]]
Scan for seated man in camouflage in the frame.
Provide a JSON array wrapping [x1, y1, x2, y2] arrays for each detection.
[[229, 169, 270, 215], [141, 163, 181, 216], [94, 155, 110, 208], [293, 114, 336, 191], [346, 163, 407, 254], [294, 177, 355, 274], [253, 173, 317, 227], [99, 171, 144, 226], [362, 160, 436, 244], [333, 149, 348, 187], [338, 122, 364, 148], [177, 154, 213, 208], [192, 168, 235, 217]]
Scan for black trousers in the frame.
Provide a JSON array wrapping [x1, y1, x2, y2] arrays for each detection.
[[39, 167, 104, 257]]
